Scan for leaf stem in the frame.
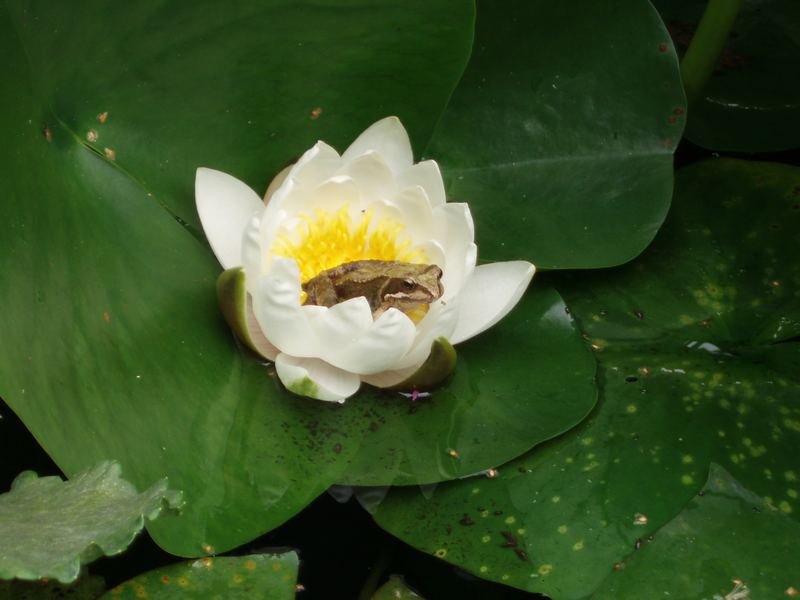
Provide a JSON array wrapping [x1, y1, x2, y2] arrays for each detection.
[[680, 0, 742, 105], [356, 545, 393, 600]]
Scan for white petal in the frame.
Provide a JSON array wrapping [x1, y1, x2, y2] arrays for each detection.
[[432, 203, 476, 298], [275, 354, 360, 403], [342, 116, 413, 175], [392, 300, 459, 369], [287, 141, 342, 190], [252, 259, 317, 357], [264, 164, 292, 205], [245, 295, 279, 361], [307, 303, 418, 375], [450, 262, 536, 345], [391, 186, 435, 242], [339, 152, 396, 202], [241, 213, 263, 286], [397, 160, 446, 207], [195, 168, 263, 269], [361, 363, 420, 388]]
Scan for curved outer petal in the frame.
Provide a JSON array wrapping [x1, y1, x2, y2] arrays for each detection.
[[195, 168, 263, 269], [342, 116, 413, 175], [450, 261, 536, 345], [275, 354, 361, 403], [253, 259, 417, 376]]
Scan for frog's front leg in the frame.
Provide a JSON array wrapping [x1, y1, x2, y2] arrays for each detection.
[[302, 273, 339, 307]]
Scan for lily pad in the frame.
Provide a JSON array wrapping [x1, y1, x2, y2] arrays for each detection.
[[425, 0, 685, 268], [592, 464, 800, 599], [5, 0, 475, 228], [372, 159, 800, 598], [99, 553, 298, 600], [0, 1, 601, 557], [655, 0, 800, 152], [0, 462, 181, 583]]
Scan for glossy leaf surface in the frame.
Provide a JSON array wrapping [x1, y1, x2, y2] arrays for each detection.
[[0, 462, 180, 583], [655, 0, 800, 151], [426, 0, 685, 268], [100, 553, 298, 600], [373, 160, 800, 598], [593, 464, 800, 599], [7, 0, 475, 228], [0, 0, 600, 558]]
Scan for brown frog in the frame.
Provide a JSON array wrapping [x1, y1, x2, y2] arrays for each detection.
[[303, 260, 444, 319]]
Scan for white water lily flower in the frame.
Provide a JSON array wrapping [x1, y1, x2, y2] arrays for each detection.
[[196, 116, 535, 403]]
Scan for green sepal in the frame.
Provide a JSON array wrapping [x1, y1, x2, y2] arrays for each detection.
[[216, 267, 266, 358], [390, 336, 457, 391]]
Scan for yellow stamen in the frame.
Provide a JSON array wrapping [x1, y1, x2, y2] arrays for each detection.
[[271, 204, 426, 282]]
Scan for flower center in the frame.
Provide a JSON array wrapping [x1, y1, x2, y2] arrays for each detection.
[[270, 205, 426, 283]]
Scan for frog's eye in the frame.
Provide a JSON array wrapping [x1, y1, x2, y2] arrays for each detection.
[[403, 278, 416, 290]]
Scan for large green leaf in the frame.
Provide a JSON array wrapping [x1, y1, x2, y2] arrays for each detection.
[[0, 462, 180, 583], [0, 0, 477, 557], [6, 0, 476, 228], [655, 0, 800, 152], [592, 464, 800, 599], [100, 553, 298, 600], [0, 0, 598, 559], [425, 0, 685, 269], [373, 159, 800, 598]]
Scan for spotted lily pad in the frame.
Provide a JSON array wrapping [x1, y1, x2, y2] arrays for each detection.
[[372, 159, 800, 598], [592, 464, 800, 599], [654, 0, 800, 152], [99, 553, 298, 600], [0, 461, 181, 584]]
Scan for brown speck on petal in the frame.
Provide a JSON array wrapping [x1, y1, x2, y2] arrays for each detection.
[[447, 448, 460, 459], [104, 147, 116, 161], [97, 111, 108, 123], [613, 561, 625, 570], [310, 107, 322, 120], [86, 129, 98, 143], [43, 126, 52, 143], [785, 587, 799, 597]]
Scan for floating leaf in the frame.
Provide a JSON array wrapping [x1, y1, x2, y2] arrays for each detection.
[[593, 464, 800, 599], [655, 0, 800, 152], [426, 0, 685, 268], [99, 553, 298, 600], [373, 159, 800, 598], [0, 462, 181, 583]]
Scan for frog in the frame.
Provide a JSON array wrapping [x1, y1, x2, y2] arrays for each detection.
[[302, 260, 444, 319]]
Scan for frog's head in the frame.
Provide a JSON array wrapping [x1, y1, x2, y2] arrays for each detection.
[[382, 263, 444, 311]]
